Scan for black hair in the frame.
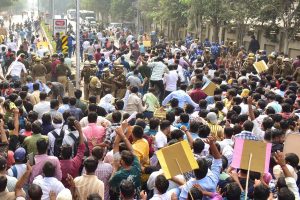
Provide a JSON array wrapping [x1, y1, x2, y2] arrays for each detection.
[[166, 112, 175, 123], [84, 157, 98, 173], [88, 112, 98, 123], [74, 89, 82, 99], [120, 180, 135, 199], [194, 158, 208, 179], [180, 113, 189, 123], [43, 162, 56, 177], [198, 125, 210, 138], [50, 99, 59, 109], [193, 138, 205, 154], [253, 184, 270, 200], [132, 125, 144, 139], [33, 83, 40, 91], [0, 175, 7, 192], [37, 138, 48, 154], [149, 118, 160, 130], [225, 182, 242, 200], [121, 150, 135, 166], [160, 120, 171, 131], [170, 129, 184, 140], [155, 174, 169, 194], [112, 111, 122, 123], [69, 97, 77, 106], [285, 153, 299, 168], [243, 120, 254, 132], [28, 184, 43, 200]]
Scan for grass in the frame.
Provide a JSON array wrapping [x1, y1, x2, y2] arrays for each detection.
[[41, 21, 56, 52]]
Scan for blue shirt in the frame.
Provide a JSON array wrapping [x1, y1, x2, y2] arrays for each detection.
[[162, 90, 198, 109], [179, 158, 222, 200], [57, 104, 70, 114]]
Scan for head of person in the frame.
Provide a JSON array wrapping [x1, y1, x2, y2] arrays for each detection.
[[43, 162, 56, 177], [39, 92, 47, 101], [160, 120, 171, 135], [28, 184, 43, 200], [50, 99, 59, 110], [33, 83, 40, 91], [198, 124, 211, 138], [32, 120, 42, 135], [92, 146, 105, 161], [74, 89, 82, 99], [170, 98, 179, 108], [223, 182, 242, 200], [155, 174, 169, 195], [243, 120, 254, 132], [84, 156, 98, 174], [88, 112, 98, 123], [120, 180, 135, 200], [253, 183, 270, 200], [130, 86, 139, 94], [87, 194, 102, 200], [120, 150, 135, 168], [14, 147, 26, 163], [37, 138, 48, 154], [132, 125, 144, 141]]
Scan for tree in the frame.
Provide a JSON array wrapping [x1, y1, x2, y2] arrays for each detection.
[[260, 0, 300, 54], [180, 0, 205, 39], [81, 0, 111, 24], [110, 0, 136, 22]]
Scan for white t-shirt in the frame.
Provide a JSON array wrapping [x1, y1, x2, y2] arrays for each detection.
[[155, 131, 167, 149], [33, 176, 65, 200], [7, 164, 27, 179], [33, 101, 51, 119], [7, 61, 27, 77], [164, 70, 178, 92]]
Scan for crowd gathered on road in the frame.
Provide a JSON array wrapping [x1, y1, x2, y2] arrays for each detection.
[[1, 12, 300, 200]]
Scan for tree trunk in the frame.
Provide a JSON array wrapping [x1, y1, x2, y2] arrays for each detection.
[[212, 24, 219, 43], [283, 29, 289, 55]]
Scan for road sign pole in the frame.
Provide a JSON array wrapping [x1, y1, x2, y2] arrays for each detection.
[[76, 0, 80, 89]]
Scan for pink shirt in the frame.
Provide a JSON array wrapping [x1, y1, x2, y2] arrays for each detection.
[[29, 154, 62, 183], [83, 123, 105, 154]]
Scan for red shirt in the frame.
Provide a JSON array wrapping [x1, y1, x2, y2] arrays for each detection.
[[189, 88, 207, 103], [60, 143, 85, 188], [94, 52, 102, 64]]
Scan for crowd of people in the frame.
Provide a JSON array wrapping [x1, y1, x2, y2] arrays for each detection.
[[1, 13, 300, 200]]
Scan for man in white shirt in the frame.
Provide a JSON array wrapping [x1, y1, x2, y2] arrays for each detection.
[[6, 56, 27, 81], [163, 64, 178, 97], [33, 92, 50, 119], [147, 57, 169, 102], [33, 162, 65, 200], [155, 120, 171, 150], [7, 39, 17, 52]]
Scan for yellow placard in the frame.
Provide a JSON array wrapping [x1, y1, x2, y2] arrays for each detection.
[[156, 140, 199, 179], [143, 40, 151, 47], [202, 81, 217, 96], [253, 60, 268, 74], [284, 134, 300, 165], [37, 42, 49, 49]]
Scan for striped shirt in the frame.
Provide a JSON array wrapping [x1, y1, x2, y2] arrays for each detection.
[[74, 174, 104, 200]]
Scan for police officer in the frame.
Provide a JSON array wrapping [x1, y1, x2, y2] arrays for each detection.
[[89, 76, 101, 101], [31, 57, 47, 83], [90, 60, 98, 77], [267, 54, 279, 77], [81, 61, 91, 100], [43, 54, 52, 82], [281, 58, 293, 78], [242, 53, 255, 73], [112, 65, 127, 99], [100, 67, 113, 98]]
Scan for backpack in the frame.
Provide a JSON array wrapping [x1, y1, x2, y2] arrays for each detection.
[[11, 165, 18, 178], [69, 132, 90, 157], [52, 129, 65, 157]]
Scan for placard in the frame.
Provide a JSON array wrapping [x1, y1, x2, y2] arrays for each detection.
[[231, 138, 271, 173], [202, 81, 217, 96], [253, 60, 268, 74], [157, 140, 199, 179], [283, 134, 300, 164]]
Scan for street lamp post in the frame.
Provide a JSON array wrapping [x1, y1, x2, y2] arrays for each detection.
[[75, 0, 80, 89]]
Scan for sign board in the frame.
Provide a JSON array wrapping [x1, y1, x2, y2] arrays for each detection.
[[53, 19, 67, 36], [283, 134, 300, 165], [202, 81, 217, 96], [253, 60, 268, 74], [231, 138, 272, 173], [157, 140, 199, 179]]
